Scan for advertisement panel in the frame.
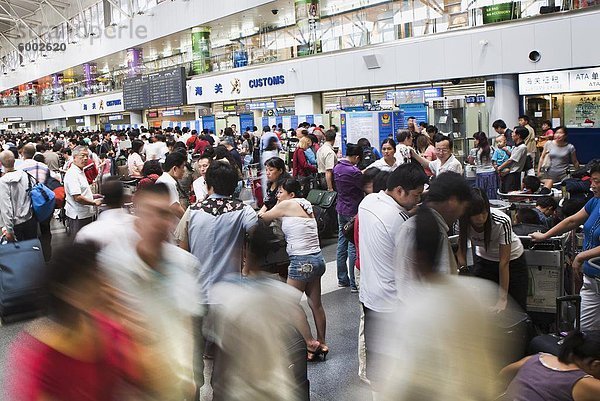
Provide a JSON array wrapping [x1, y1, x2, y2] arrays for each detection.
[[564, 94, 600, 128]]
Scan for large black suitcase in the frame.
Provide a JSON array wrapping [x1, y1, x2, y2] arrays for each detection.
[[0, 238, 47, 323], [527, 295, 581, 356], [307, 189, 338, 239], [495, 308, 535, 366]]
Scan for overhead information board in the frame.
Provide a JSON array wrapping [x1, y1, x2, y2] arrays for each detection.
[[148, 67, 187, 108], [123, 66, 187, 111], [123, 76, 149, 110]]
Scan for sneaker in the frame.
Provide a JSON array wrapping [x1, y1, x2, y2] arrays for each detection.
[[350, 287, 359, 293], [338, 282, 350, 288]]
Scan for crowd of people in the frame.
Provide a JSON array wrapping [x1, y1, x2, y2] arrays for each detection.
[[0, 113, 599, 401]]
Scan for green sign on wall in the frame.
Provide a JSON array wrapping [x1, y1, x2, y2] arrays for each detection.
[[482, 2, 521, 24]]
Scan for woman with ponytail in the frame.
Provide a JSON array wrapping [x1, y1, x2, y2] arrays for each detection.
[[501, 330, 600, 400], [380, 204, 503, 401], [468, 131, 498, 199]]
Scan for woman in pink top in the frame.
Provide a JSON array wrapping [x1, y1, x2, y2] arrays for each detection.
[[415, 134, 436, 176]]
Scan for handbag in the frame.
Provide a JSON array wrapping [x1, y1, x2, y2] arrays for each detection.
[[255, 221, 289, 276], [306, 189, 337, 209], [342, 215, 356, 244], [0, 238, 47, 321]]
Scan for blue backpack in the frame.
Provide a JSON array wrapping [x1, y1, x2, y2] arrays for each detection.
[[26, 173, 56, 222]]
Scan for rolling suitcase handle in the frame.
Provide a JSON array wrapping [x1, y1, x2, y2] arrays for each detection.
[[555, 295, 581, 336]]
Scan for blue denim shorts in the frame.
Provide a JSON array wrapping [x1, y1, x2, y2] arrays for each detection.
[[288, 252, 326, 282]]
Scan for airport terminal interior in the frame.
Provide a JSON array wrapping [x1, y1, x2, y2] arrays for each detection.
[[1, 0, 600, 400]]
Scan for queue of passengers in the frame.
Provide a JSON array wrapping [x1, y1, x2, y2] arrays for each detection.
[[1, 115, 599, 401]]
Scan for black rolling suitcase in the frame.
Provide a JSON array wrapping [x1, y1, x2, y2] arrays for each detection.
[[527, 295, 581, 356], [0, 239, 47, 323], [495, 308, 535, 366]]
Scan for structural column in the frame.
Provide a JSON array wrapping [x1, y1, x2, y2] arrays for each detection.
[[126, 48, 143, 77], [295, 0, 320, 56], [129, 111, 143, 126], [52, 73, 63, 102], [83, 63, 97, 95], [487, 74, 520, 133], [191, 27, 212, 75], [294, 93, 322, 115]]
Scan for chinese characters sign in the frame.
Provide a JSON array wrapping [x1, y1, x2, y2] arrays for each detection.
[[519, 67, 600, 95], [518, 71, 569, 95]]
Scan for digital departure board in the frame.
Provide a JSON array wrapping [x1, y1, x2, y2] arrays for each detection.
[[148, 67, 187, 108], [123, 67, 187, 111], [123, 76, 149, 110]]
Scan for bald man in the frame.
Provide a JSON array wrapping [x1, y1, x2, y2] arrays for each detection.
[[20, 143, 50, 184], [0, 150, 37, 242]]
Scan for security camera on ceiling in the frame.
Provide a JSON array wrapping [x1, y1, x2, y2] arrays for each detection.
[[271, 9, 279, 15]]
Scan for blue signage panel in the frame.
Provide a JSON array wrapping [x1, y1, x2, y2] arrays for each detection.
[[392, 110, 405, 138], [378, 111, 394, 146], [386, 87, 443, 103], [399, 103, 428, 128], [233, 51, 248, 68], [202, 115, 215, 133], [239, 113, 255, 131], [290, 115, 299, 129]]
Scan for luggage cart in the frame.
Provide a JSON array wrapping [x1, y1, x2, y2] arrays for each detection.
[[520, 232, 570, 314]]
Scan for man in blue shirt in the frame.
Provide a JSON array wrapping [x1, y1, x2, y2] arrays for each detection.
[[531, 162, 600, 330]]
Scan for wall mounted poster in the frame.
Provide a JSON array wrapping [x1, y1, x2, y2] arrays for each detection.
[[345, 112, 378, 149], [564, 94, 600, 128]]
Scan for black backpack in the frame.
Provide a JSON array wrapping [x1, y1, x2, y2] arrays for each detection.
[[358, 146, 377, 170]]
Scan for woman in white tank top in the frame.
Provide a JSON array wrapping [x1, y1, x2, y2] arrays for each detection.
[[258, 178, 328, 361]]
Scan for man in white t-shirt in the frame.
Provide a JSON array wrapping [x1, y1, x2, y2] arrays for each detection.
[[316, 130, 338, 191], [412, 134, 463, 177], [64, 146, 102, 237], [145, 134, 169, 163], [75, 177, 135, 248], [192, 154, 210, 202], [156, 151, 186, 219], [358, 163, 429, 394], [99, 183, 201, 400]]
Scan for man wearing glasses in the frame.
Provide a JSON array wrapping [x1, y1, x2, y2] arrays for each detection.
[[411, 133, 463, 177], [64, 146, 102, 237]]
